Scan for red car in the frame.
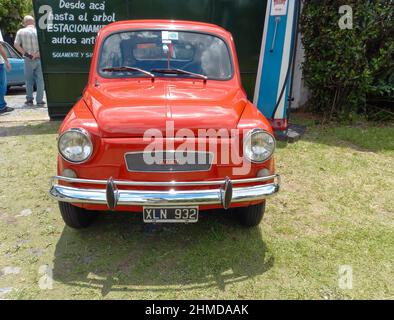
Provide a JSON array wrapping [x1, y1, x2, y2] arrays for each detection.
[[49, 20, 280, 229]]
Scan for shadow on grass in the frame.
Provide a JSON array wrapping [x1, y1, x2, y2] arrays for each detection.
[[302, 124, 394, 153], [278, 114, 394, 153], [0, 121, 60, 137], [53, 210, 273, 297]]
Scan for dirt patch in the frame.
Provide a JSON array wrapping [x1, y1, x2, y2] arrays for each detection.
[[0, 212, 17, 225]]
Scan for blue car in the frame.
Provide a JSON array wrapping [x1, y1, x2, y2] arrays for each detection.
[[1, 41, 25, 90]]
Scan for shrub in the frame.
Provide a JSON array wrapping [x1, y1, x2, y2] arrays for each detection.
[[301, 0, 393, 120]]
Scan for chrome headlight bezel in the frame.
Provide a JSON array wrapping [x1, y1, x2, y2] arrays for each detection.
[[58, 128, 93, 164], [243, 129, 276, 163]]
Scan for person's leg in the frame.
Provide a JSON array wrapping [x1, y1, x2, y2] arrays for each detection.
[[34, 60, 45, 104], [0, 64, 7, 110], [24, 59, 34, 104]]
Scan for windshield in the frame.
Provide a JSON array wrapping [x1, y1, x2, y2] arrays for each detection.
[[98, 30, 233, 80]]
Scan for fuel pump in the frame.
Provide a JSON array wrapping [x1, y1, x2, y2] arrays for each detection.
[[254, 0, 304, 141]]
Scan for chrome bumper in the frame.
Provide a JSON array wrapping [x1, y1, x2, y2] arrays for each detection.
[[49, 175, 280, 210]]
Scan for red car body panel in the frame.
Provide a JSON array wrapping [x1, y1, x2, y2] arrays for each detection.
[[83, 81, 248, 138], [57, 20, 275, 212]]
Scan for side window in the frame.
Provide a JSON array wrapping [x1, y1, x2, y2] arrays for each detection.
[[8, 47, 17, 59], [1, 43, 10, 58], [2, 43, 19, 59]]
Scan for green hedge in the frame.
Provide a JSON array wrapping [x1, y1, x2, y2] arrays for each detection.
[[301, 0, 393, 120]]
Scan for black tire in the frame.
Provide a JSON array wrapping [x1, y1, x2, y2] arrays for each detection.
[[58, 202, 97, 229], [237, 203, 266, 227]]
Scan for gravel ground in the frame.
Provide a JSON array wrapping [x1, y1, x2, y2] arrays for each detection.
[[0, 87, 49, 123]]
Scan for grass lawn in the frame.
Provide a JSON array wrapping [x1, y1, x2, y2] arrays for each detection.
[[0, 116, 393, 299]]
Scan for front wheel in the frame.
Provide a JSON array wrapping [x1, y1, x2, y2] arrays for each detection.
[[236, 203, 265, 228], [58, 202, 97, 229]]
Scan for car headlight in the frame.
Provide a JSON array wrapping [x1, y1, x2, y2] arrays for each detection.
[[244, 129, 276, 163], [58, 128, 93, 163]]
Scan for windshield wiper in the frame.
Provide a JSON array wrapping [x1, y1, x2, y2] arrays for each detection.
[[102, 66, 155, 81], [151, 68, 207, 82]]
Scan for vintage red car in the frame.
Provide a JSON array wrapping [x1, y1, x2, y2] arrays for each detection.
[[49, 20, 280, 229]]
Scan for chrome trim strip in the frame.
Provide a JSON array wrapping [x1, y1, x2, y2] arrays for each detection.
[[51, 174, 279, 187], [49, 182, 279, 207], [123, 151, 214, 173]]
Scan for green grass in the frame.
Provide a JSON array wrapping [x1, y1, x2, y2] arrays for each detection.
[[0, 117, 393, 299]]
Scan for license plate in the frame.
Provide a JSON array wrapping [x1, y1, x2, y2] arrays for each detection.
[[143, 207, 199, 223]]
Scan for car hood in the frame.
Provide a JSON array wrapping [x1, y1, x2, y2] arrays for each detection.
[[83, 80, 247, 138]]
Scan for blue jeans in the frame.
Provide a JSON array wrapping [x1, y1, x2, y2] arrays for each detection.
[[0, 64, 7, 110], [25, 58, 44, 103]]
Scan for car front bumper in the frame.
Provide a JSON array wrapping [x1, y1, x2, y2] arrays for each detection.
[[49, 175, 280, 210]]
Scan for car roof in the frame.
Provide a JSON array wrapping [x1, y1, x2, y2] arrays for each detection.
[[98, 20, 232, 40]]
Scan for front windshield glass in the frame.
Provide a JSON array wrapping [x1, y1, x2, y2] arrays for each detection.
[[98, 30, 233, 80]]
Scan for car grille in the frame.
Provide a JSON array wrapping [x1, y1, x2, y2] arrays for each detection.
[[125, 151, 213, 172]]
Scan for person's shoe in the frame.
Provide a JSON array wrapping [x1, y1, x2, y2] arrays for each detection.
[[25, 100, 34, 107], [0, 107, 15, 114], [36, 101, 46, 106]]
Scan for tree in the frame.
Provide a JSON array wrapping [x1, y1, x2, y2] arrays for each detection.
[[0, 0, 32, 34]]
